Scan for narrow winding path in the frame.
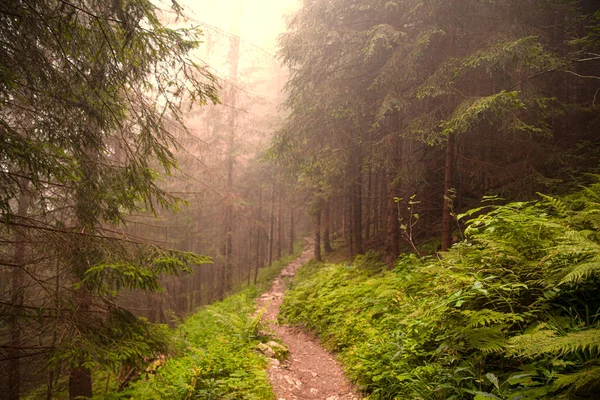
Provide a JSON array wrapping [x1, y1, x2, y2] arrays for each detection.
[[258, 239, 361, 400]]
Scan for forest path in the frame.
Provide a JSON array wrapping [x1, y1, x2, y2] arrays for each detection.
[[257, 239, 361, 400]]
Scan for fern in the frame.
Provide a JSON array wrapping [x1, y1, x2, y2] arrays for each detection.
[[462, 326, 507, 354], [537, 193, 569, 215], [510, 328, 600, 358], [560, 260, 600, 284], [552, 367, 600, 398], [462, 309, 525, 328]]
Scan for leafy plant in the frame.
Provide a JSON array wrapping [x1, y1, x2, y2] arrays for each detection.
[[280, 184, 600, 399]]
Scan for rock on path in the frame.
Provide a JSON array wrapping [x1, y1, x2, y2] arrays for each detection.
[[257, 238, 361, 400]]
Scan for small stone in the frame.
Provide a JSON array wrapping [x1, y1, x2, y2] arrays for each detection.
[[268, 357, 280, 367], [267, 340, 289, 359], [256, 342, 276, 358]]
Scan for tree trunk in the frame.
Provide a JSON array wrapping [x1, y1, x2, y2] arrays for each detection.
[[380, 172, 387, 238], [254, 187, 262, 284], [323, 202, 333, 253], [386, 171, 400, 268], [8, 178, 29, 400], [69, 285, 93, 399], [441, 133, 455, 251], [354, 173, 363, 254], [277, 186, 282, 260], [348, 185, 354, 255], [288, 204, 295, 255], [268, 183, 275, 266], [69, 360, 93, 400], [373, 171, 379, 236], [313, 208, 322, 262], [365, 169, 372, 240]]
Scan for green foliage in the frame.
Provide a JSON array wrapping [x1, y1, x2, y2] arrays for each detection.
[[96, 241, 303, 399], [105, 288, 274, 400], [83, 250, 212, 293], [280, 184, 600, 399]]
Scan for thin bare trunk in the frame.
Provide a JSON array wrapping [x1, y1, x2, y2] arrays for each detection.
[[268, 183, 275, 266], [441, 133, 455, 251], [313, 208, 322, 262], [354, 173, 363, 254], [9, 178, 29, 400], [323, 202, 333, 253], [254, 188, 262, 284], [277, 186, 282, 260], [288, 203, 295, 255], [366, 169, 372, 240], [386, 172, 400, 268]]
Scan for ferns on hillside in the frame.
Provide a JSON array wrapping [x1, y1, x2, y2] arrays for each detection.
[[280, 183, 600, 399]]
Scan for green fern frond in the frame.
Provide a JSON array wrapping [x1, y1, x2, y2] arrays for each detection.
[[462, 326, 506, 353], [560, 260, 600, 284], [509, 328, 600, 358], [462, 309, 525, 328], [553, 367, 600, 389], [537, 193, 568, 215]]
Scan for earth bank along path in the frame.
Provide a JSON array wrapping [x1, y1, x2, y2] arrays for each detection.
[[257, 238, 361, 400]]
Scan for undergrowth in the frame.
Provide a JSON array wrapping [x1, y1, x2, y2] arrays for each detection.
[[280, 184, 600, 399], [93, 243, 303, 400]]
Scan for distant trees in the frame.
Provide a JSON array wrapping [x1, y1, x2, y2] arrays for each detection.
[[272, 0, 600, 264], [0, 0, 217, 398]]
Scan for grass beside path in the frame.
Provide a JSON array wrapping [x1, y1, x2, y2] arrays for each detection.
[[102, 244, 303, 400]]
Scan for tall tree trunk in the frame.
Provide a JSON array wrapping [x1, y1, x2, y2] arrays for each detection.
[[354, 173, 363, 255], [8, 178, 29, 400], [69, 354, 93, 400], [441, 133, 455, 251], [341, 195, 347, 240], [46, 262, 60, 400], [277, 186, 282, 260], [268, 183, 275, 266], [365, 169, 372, 240], [373, 171, 379, 236], [222, 32, 240, 294], [380, 172, 388, 238], [288, 203, 295, 255], [254, 188, 262, 284], [348, 184, 354, 255], [323, 202, 333, 253], [386, 171, 400, 268], [69, 283, 93, 399], [313, 208, 322, 262]]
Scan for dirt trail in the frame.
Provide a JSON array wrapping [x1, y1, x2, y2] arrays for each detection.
[[257, 238, 361, 400]]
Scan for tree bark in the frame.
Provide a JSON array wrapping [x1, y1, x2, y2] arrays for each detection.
[[313, 207, 322, 262], [288, 203, 295, 255], [69, 285, 93, 399], [373, 171, 379, 236], [323, 202, 333, 253], [268, 182, 275, 266], [69, 360, 93, 400], [354, 173, 363, 255], [365, 169, 372, 240], [8, 178, 29, 400], [441, 133, 455, 251], [386, 171, 400, 268], [254, 187, 262, 284], [277, 185, 282, 260]]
